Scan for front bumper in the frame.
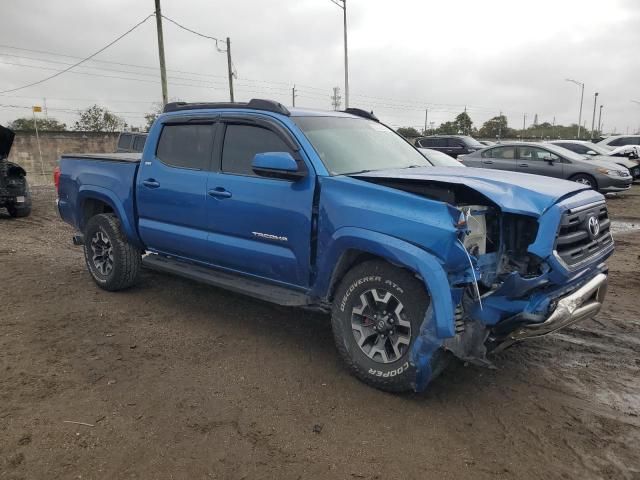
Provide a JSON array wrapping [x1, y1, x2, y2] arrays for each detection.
[[494, 273, 607, 352], [599, 176, 633, 192]]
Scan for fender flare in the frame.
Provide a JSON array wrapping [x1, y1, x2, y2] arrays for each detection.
[[314, 227, 456, 339], [78, 186, 143, 248]]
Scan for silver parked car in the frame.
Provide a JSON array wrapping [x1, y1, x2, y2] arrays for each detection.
[[548, 140, 640, 179], [459, 142, 632, 193]]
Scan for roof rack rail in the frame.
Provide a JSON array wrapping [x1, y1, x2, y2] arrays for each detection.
[[342, 108, 379, 122], [163, 98, 291, 116]]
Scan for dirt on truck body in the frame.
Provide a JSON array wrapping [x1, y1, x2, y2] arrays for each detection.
[[1, 186, 639, 479]]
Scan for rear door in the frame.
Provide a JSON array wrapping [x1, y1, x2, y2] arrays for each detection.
[[480, 146, 516, 171], [445, 138, 465, 158], [204, 117, 315, 287], [136, 119, 217, 262], [516, 145, 563, 178]]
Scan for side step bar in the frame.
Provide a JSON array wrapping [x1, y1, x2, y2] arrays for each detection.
[[142, 254, 310, 307]]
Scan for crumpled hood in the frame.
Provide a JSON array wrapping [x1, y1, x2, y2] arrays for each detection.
[[353, 166, 597, 217], [0, 125, 15, 159]]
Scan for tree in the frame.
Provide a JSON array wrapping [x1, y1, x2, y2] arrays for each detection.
[[478, 115, 509, 139], [435, 121, 459, 135], [73, 105, 125, 132], [396, 126, 421, 138], [454, 111, 473, 135], [143, 99, 182, 132], [8, 117, 66, 131]]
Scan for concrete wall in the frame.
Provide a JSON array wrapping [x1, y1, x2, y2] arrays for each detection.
[[7, 131, 119, 185]]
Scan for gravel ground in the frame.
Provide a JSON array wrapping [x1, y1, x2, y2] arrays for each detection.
[[1, 186, 639, 480]]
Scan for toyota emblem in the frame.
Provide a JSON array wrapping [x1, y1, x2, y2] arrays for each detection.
[[587, 216, 600, 237]]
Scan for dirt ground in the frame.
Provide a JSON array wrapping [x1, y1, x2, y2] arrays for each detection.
[[1, 186, 639, 480]]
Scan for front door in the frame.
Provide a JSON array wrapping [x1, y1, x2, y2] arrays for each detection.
[[136, 121, 216, 262], [205, 120, 315, 288], [516, 146, 563, 178]]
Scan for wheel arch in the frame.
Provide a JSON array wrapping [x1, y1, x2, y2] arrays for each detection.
[[77, 186, 143, 248], [314, 227, 456, 339]]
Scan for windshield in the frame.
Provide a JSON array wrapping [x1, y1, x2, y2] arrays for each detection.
[[544, 143, 592, 162], [293, 116, 431, 175], [465, 137, 485, 149], [581, 143, 611, 155]]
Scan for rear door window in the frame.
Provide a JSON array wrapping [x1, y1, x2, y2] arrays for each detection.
[[156, 124, 215, 170], [483, 146, 515, 159], [420, 137, 446, 148]]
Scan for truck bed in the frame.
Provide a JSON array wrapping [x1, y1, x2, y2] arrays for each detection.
[[57, 153, 142, 247]]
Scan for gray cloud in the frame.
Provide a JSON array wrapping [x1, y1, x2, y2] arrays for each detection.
[[1, 0, 639, 134]]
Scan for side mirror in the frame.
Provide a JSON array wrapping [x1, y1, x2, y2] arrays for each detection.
[[252, 152, 306, 180]]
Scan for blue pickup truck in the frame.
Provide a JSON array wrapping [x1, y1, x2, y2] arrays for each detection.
[[56, 99, 613, 392]]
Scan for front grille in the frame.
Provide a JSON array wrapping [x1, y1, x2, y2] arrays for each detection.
[[555, 203, 612, 267], [631, 166, 640, 178]]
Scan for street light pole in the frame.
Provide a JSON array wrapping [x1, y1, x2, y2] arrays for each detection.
[[598, 105, 603, 135], [330, 0, 349, 108], [590, 92, 599, 140], [566, 78, 584, 139]]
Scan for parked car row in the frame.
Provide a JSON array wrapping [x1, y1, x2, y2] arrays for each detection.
[[415, 134, 639, 193]]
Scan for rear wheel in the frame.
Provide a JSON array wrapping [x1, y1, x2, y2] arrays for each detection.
[[331, 260, 447, 392], [570, 173, 597, 190], [83, 213, 141, 291]]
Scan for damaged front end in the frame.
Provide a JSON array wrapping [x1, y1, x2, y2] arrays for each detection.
[[356, 170, 613, 392]]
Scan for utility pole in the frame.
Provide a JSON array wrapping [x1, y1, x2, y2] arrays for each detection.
[[43, 98, 48, 120], [154, 0, 168, 106], [522, 113, 527, 140], [498, 111, 502, 140], [424, 108, 428, 135], [292, 85, 297, 107], [342, 0, 349, 108], [590, 92, 599, 140], [226, 37, 234, 102], [330, 1, 349, 108], [597, 105, 603, 135], [552, 116, 556, 138], [565, 78, 584, 139]]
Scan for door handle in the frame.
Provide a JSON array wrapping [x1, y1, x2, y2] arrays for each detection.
[[142, 179, 160, 188], [208, 187, 232, 199], [519, 163, 529, 167], [482, 160, 494, 164]]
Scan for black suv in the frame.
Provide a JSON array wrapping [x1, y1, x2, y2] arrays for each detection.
[[415, 135, 485, 158]]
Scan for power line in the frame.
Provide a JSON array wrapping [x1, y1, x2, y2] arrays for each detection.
[[0, 13, 155, 94], [161, 14, 226, 51]]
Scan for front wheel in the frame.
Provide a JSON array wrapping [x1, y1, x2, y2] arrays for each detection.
[[83, 213, 142, 291], [331, 260, 447, 392], [570, 173, 598, 190]]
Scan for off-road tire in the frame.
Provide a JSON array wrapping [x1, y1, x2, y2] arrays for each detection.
[[331, 260, 447, 392], [7, 205, 31, 218], [570, 173, 598, 190], [83, 213, 141, 291]]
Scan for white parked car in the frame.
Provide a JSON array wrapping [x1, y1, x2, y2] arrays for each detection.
[[418, 148, 466, 167]]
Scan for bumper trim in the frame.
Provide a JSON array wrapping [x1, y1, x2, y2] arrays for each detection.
[[494, 273, 607, 352]]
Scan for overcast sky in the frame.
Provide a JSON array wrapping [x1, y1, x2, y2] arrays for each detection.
[[1, 0, 639, 134]]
